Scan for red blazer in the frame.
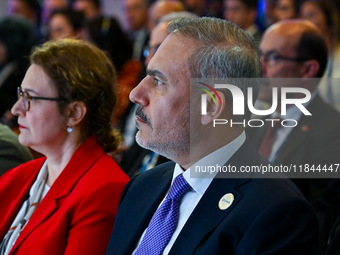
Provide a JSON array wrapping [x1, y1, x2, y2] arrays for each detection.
[[0, 137, 129, 255]]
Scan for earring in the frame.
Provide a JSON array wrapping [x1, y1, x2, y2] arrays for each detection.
[[67, 126, 73, 133]]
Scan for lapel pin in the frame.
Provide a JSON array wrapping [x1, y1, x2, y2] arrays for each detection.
[[218, 193, 234, 210], [301, 125, 309, 131]]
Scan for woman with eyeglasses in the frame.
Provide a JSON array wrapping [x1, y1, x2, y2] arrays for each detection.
[[0, 39, 129, 255]]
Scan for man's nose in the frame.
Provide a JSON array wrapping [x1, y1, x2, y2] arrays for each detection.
[[129, 77, 149, 106]]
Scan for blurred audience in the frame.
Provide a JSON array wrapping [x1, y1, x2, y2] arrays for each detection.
[[6, 0, 41, 27], [123, 0, 149, 60], [73, 0, 102, 19], [49, 8, 84, 40], [147, 0, 185, 31], [0, 16, 37, 128], [274, 0, 302, 21], [264, 0, 278, 27], [182, 0, 206, 16], [122, 0, 151, 87], [0, 123, 32, 176], [301, 0, 340, 112], [145, 11, 198, 65], [0, 39, 129, 255], [119, 13, 197, 177], [41, 0, 68, 36], [248, 19, 340, 250], [223, 0, 262, 42], [6, 0, 42, 41], [83, 16, 141, 126]]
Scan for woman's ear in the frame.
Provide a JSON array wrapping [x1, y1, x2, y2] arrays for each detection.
[[201, 91, 225, 125], [66, 101, 87, 127]]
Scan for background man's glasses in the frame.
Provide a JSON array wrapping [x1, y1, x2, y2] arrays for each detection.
[[17, 87, 63, 111], [261, 51, 311, 66]]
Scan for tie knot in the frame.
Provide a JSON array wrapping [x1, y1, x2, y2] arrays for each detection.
[[168, 174, 191, 201]]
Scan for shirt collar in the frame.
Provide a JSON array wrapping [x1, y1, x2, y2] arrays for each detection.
[[172, 131, 246, 196]]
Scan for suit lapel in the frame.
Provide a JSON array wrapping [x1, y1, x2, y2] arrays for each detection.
[[170, 139, 258, 254], [9, 137, 104, 254], [247, 121, 269, 149], [169, 178, 248, 254], [274, 96, 322, 164], [126, 163, 174, 254]]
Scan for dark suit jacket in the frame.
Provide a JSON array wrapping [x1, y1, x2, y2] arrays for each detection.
[[247, 95, 340, 206], [0, 137, 129, 255], [0, 123, 32, 176], [325, 214, 340, 255], [107, 138, 320, 255], [247, 95, 340, 250]]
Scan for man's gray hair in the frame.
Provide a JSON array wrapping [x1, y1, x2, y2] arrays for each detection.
[[168, 17, 262, 121]]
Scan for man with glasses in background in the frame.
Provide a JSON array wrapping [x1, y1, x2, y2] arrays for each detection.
[[247, 19, 340, 250]]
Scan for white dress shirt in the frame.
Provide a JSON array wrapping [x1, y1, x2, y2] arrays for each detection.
[[133, 131, 246, 254]]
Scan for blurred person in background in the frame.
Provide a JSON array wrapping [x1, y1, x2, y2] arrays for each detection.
[[6, 0, 41, 29], [0, 39, 129, 255], [6, 0, 42, 41], [145, 11, 198, 66], [182, 0, 205, 16], [0, 16, 37, 130], [147, 0, 185, 32], [223, 0, 262, 42], [122, 0, 149, 60], [264, 0, 278, 28], [49, 8, 84, 40], [0, 123, 33, 177], [83, 16, 140, 127], [274, 0, 302, 21], [41, 0, 68, 37], [301, 0, 340, 112], [122, 0, 152, 108], [73, 0, 102, 19], [249, 19, 340, 250]]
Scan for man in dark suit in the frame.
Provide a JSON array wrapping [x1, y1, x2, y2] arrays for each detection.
[[107, 17, 320, 254], [247, 19, 340, 250]]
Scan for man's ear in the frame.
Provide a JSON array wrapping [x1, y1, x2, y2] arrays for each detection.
[[66, 101, 87, 127], [302, 60, 320, 78], [201, 91, 225, 125]]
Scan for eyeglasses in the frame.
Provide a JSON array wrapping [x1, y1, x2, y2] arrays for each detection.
[[261, 51, 311, 66], [17, 87, 63, 111]]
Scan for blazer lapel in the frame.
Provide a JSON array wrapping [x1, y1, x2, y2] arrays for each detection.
[[0, 160, 43, 240], [9, 137, 104, 254]]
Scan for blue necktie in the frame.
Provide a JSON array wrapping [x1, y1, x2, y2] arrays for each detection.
[[134, 174, 192, 255]]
